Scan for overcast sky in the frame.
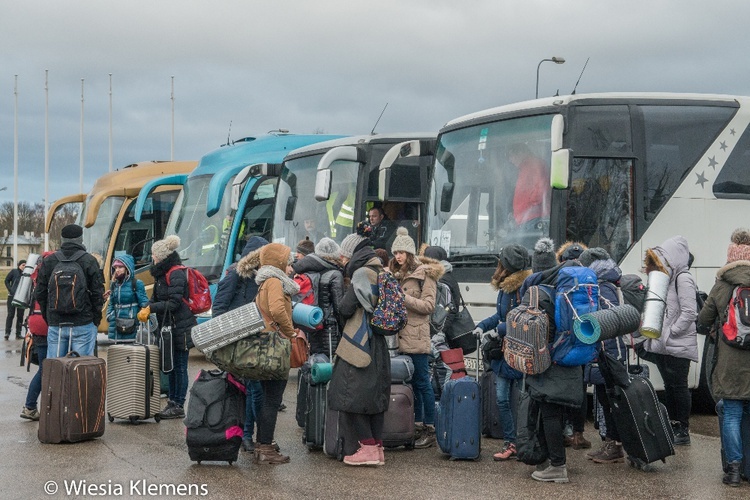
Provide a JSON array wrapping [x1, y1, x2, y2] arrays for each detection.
[[1, 1, 749, 206]]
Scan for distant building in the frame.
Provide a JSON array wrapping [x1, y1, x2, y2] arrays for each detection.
[[0, 230, 43, 267]]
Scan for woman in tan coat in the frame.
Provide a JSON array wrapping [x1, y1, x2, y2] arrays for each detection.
[[389, 227, 444, 449], [253, 242, 299, 465]]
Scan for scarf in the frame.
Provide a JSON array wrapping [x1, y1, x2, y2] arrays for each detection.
[[255, 265, 300, 296]]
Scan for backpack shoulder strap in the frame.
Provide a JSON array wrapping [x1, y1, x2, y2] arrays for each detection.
[[55, 249, 86, 263], [166, 265, 187, 285]]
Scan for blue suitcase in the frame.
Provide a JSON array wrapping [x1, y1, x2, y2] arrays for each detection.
[[716, 399, 750, 480], [435, 376, 481, 460]]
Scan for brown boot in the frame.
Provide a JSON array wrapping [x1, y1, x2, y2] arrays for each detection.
[[253, 443, 290, 465], [571, 431, 591, 449]]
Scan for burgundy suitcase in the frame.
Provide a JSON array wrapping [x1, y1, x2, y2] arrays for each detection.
[[38, 352, 107, 443]]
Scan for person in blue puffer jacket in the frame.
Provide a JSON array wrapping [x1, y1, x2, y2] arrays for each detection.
[[106, 254, 150, 341], [579, 247, 628, 465], [473, 244, 532, 461]]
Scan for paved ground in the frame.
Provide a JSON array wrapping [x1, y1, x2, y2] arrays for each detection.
[[0, 305, 747, 500]]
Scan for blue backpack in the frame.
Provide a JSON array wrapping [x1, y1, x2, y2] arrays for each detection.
[[550, 266, 600, 366]]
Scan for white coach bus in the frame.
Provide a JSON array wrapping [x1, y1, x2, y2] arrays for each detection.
[[380, 93, 750, 402]]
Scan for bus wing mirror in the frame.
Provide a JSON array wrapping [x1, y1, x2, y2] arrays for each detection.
[[550, 149, 572, 189], [378, 139, 435, 200], [285, 196, 297, 221], [315, 169, 332, 202], [551, 114, 565, 151], [231, 163, 282, 211], [440, 182, 455, 213]]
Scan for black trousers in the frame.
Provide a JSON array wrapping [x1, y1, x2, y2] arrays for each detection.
[[649, 352, 692, 427], [538, 401, 566, 466], [5, 300, 24, 337], [257, 379, 288, 445], [344, 411, 385, 442], [594, 384, 620, 441]]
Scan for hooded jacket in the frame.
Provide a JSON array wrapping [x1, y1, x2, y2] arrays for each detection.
[[35, 241, 105, 327], [292, 253, 344, 356], [393, 256, 444, 354], [255, 243, 297, 339], [149, 251, 197, 351], [328, 246, 390, 415], [106, 254, 149, 340], [697, 260, 750, 400], [212, 236, 268, 316], [478, 267, 532, 380], [642, 236, 698, 362]]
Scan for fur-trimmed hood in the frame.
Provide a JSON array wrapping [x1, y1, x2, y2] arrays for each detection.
[[493, 268, 532, 293], [556, 240, 587, 263], [645, 236, 691, 277], [716, 259, 750, 284], [236, 248, 262, 279], [393, 255, 445, 282]]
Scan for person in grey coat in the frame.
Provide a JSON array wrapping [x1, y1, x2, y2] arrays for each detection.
[[638, 235, 698, 445]]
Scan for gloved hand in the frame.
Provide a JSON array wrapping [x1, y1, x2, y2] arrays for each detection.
[[472, 327, 484, 340], [137, 306, 151, 323], [481, 330, 499, 348]]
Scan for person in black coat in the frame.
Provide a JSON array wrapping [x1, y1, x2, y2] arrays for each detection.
[[140, 235, 196, 419], [5, 259, 26, 339], [212, 236, 268, 452], [290, 237, 344, 357]]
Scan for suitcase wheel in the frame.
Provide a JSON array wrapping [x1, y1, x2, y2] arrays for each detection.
[[197, 461, 202, 465], [154, 414, 161, 423], [227, 461, 233, 465], [627, 456, 655, 472], [405, 440, 415, 451], [108, 413, 114, 423], [129, 416, 141, 425]]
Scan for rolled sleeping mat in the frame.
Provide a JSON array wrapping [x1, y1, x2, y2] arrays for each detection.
[[10, 253, 40, 309], [310, 362, 333, 384], [573, 314, 601, 344], [291, 302, 324, 329], [640, 271, 669, 339], [577, 305, 642, 343]]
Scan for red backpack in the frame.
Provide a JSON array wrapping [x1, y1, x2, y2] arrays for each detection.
[[167, 265, 212, 314]]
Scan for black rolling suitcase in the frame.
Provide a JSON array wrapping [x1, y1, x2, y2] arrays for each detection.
[[608, 375, 674, 465], [185, 369, 246, 464], [481, 370, 502, 439], [323, 408, 359, 460], [296, 353, 328, 429]]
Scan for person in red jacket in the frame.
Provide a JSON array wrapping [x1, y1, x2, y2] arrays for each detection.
[[508, 144, 550, 227]]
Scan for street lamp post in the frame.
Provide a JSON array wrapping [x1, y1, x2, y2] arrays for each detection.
[[536, 56, 566, 99]]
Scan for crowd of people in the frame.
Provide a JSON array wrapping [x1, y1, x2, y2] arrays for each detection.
[[10, 220, 750, 487]]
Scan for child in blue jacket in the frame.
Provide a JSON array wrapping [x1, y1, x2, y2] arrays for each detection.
[[106, 254, 150, 341]]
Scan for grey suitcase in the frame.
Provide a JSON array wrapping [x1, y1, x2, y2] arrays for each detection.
[[106, 322, 161, 423]]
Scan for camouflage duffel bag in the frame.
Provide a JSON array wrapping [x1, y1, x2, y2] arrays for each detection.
[[207, 332, 291, 381]]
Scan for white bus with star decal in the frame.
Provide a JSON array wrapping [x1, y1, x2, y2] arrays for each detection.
[[379, 93, 749, 403]]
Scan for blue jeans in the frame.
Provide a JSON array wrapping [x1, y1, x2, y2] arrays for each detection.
[[408, 353, 435, 425], [722, 399, 750, 463], [496, 373, 516, 442], [244, 380, 263, 440], [47, 323, 97, 358], [168, 349, 190, 406], [25, 344, 48, 410]]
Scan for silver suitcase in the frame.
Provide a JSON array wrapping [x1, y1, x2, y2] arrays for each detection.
[[191, 301, 266, 354], [106, 323, 161, 423]]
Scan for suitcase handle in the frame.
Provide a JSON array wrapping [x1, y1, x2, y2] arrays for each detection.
[[66, 351, 81, 358], [643, 411, 656, 437]]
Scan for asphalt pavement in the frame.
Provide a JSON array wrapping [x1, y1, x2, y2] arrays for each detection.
[[0, 304, 746, 500]]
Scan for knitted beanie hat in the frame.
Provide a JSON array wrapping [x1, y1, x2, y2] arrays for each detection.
[[340, 233, 367, 259], [499, 244, 531, 274], [61, 224, 84, 245], [391, 227, 416, 255], [727, 228, 750, 263], [296, 237, 315, 256], [315, 237, 341, 260], [152, 235, 180, 262], [532, 237, 557, 273], [579, 247, 611, 267]]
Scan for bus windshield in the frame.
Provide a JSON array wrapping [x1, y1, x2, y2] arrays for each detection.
[[428, 114, 554, 259], [79, 196, 125, 265], [165, 175, 232, 281], [273, 154, 359, 246]]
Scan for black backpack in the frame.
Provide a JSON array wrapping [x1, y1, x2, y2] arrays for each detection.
[[48, 250, 89, 314]]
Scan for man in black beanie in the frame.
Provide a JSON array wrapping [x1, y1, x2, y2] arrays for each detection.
[[35, 224, 104, 357], [4, 259, 26, 339]]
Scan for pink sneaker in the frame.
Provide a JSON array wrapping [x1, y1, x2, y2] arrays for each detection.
[[343, 443, 381, 466], [377, 445, 385, 466]]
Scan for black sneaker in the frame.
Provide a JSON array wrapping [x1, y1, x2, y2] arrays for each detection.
[[672, 422, 691, 446], [278, 402, 287, 412], [161, 404, 185, 419]]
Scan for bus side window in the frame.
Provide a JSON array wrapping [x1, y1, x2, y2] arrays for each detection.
[[566, 158, 634, 262]]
